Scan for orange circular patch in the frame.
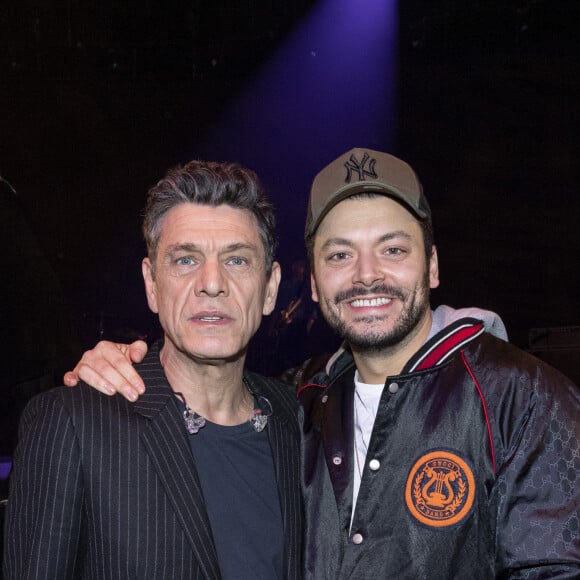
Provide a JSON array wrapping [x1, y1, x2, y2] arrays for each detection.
[[405, 450, 475, 527]]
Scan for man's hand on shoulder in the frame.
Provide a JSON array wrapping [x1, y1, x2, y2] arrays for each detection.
[[63, 340, 149, 401]]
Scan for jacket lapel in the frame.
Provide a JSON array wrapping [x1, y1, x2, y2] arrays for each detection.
[[268, 410, 300, 578], [245, 373, 302, 580], [134, 345, 221, 580]]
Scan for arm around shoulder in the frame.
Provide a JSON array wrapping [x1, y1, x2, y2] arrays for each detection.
[[63, 339, 148, 402]]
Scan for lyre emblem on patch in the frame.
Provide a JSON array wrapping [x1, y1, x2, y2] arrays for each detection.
[[405, 450, 475, 527]]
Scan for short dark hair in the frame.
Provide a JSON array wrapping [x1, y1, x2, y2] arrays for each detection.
[[306, 192, 434, 266], [143, 159, 277, 274]]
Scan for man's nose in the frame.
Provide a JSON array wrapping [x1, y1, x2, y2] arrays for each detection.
[[194, 260, 228, 297], [353, 254, 384, 287]]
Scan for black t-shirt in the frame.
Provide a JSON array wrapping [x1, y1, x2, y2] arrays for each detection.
[[186, 415, 284, 579]]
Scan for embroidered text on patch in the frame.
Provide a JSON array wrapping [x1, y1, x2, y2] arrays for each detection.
[[405, 450, 475, 527]]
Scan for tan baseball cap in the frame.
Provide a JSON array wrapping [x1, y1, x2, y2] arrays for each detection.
[[305, 147, 431, 238]]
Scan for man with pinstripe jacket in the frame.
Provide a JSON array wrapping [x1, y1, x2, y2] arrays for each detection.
[[4, 160, 303, 579]]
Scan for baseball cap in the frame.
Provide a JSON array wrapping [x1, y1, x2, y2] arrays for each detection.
[[305, 147, 431, 238]]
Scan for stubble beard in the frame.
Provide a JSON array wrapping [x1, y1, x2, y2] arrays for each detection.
[[318, 273, 431, 353]]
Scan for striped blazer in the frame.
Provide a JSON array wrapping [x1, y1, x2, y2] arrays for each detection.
[[3, 343, 303, 579]]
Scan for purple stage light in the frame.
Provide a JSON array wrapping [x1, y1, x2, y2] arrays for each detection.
[[199, 0, 398, 257]]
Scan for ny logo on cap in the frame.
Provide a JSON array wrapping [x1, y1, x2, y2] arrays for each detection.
[[344, 152, 378, 183]]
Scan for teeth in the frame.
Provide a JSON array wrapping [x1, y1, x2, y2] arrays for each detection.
[[351, 297, 392, 307], [200, 316, 222, 321]]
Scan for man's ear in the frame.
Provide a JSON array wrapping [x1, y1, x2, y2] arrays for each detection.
[[142, 258, 159, 313], [262, 261, 281, 316], [310, 272, 320, 303], [429, 246, 440, 290]]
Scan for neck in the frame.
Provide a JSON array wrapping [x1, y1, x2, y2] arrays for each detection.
[[351, 309, 433, 384], [160, 342, 252, 426]]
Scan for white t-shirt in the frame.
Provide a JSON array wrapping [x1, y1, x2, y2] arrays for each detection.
[[351, 371, 384, 527]]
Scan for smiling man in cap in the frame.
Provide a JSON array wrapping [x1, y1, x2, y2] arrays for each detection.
[[298, 147, 579, 578]]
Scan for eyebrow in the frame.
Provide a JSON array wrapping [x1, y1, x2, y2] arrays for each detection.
[[164, 241, 259, 257], [320, 230, 413, 251]]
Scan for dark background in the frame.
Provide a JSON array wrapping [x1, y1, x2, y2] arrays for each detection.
[[1, 0, 579, 414]]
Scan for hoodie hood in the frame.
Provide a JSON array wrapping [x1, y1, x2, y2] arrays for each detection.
[[429, 305, 508, 342]]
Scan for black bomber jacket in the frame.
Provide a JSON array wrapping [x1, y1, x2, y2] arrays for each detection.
[[297, 317, 580, 579]]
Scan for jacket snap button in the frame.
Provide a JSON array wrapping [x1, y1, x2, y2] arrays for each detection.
[[388, 382, 399, 394], [352, 533, 363, 545], [369, 459, 380, 471], [332, 456, 342, 466], [321, 395, 329, 403]]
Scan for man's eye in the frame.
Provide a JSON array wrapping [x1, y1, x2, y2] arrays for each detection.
[[176, 256, 194, 266], [385, 247, 404, 255], [329, 252, 349, 261], [228, 256, 247, 266]]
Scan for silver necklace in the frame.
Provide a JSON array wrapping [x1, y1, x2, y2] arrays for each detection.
[[175, 390, 271, 434], [176, 393, 206, 434]]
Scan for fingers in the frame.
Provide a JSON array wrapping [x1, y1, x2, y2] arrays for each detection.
[[74, 362, 119, 397], [129, 340, 148, 363], [63, 371, 79, 387], [69, 340, 148, 402]]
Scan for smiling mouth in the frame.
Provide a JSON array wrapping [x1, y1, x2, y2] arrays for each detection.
[[350, 297, 392, 307], [335, 284, 405, 306]]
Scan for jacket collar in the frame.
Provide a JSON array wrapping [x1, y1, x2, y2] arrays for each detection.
[[403, 318, 485, 373]]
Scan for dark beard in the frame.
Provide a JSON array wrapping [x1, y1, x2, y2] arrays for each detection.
[[320, 277, 430, 353]]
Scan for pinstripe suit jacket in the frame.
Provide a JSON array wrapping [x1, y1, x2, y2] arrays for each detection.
[[3, 343, 303, 579]]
